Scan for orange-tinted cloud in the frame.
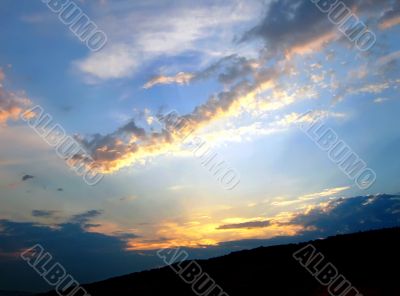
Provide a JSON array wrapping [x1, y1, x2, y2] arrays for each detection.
[[79, 64, 282, 173], [0, 68, 5, 82], [0, 69, 33, 125], [285, 31, 338, 60], [379, 2, 400, 30], [143, 72, 194, 89], [379, 15, 400, 30], [125, 211, 306, 250]]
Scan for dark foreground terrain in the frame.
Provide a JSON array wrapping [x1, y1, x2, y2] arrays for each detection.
[[38, 228, 400, 296], [0, 292, 33, 296]]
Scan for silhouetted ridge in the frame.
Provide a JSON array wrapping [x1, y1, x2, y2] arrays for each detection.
[[37, 227, 400, 296]]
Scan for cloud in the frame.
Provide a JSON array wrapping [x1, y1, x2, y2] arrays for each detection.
[[271, 186, 351, 207], [217, 220, 271, 230], [31, 210, 57, 218], [214, 194, 400, 250], [21, 174, 34, 182], [143, 55, 260, 89], [272, 110, 346, 129], [290, 194, 400, 235], [143, 72, 195, 89], [241, 0, 336, 57], [374, 97, 390, 104], [1, 195, 399, 291], [0, 89, 32, 125], [334, 69, 399, 104], [128, 0, 392, 171], [241, 0, 392, 58], [377, 50, 400, 67], [74, 0, 397, 174], [118, 195, 138, 202], [379, 1, 400, 30], [75, 1, 263, 81], [188, 106, 347, 147], [78, 55, 347, 174], [351, 82, 391, 94], [76, 44, 140, 81], [69, 210, 103, 226], [0, 213, 148, 292], [379, 15, 400, 30], [130, 193, 400, 251], [0, 68, 34, 125], [298, 186, 351, 199], [77, 62, 287, 173]]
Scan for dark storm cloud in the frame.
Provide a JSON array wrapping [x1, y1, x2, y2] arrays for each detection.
[[0, 211, 149, 293]]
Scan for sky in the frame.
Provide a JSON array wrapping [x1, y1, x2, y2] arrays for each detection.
[[0, 0, 400, 292]]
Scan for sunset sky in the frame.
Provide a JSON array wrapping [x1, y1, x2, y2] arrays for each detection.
[[1, 0, 400, 292]]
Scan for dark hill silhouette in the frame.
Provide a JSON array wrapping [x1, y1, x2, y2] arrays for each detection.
[[0, 291, 33, 296], [37, 227, 400, 296]]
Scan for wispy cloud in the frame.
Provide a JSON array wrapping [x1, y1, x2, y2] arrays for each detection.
[[351, 82, 391, 95], [143, 72, 195, 89], [379, 2, 400, 30], [377, 50, 400, 67], [76, 1, 264, 81], [374, 97, 390, 104], [32, 210, 57, 218], [271, 186, 350, 207], [69, 210, 103, 226], [217, 220, 271, 230], [143, 55, 260, 89]]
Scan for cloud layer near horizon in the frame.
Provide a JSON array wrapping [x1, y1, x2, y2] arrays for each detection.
[[1, 194, 399, 291]]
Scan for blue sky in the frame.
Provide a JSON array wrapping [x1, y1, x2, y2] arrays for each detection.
[[0, 0, 400, 292]]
